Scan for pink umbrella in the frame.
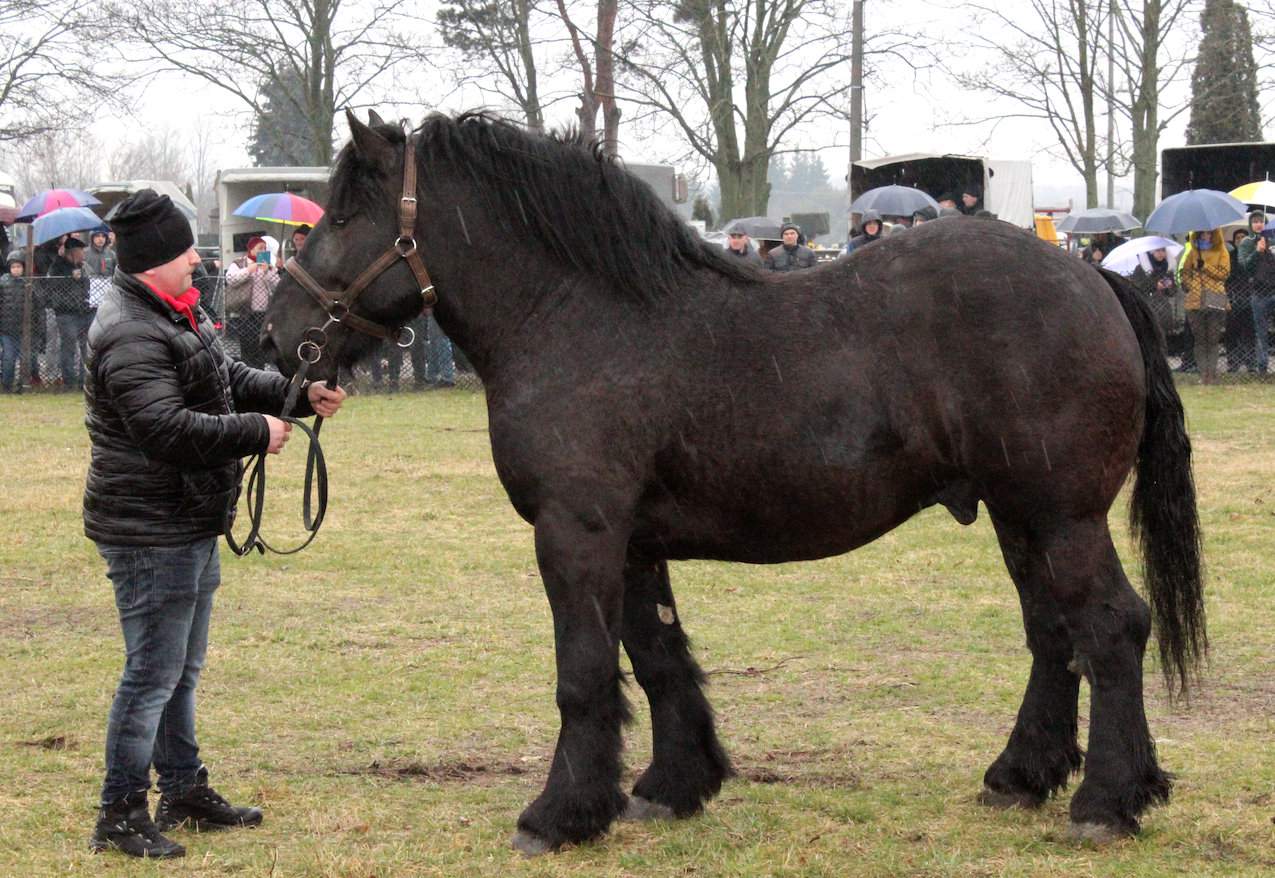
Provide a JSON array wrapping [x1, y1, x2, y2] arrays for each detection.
[[15, 188, 102, 222]]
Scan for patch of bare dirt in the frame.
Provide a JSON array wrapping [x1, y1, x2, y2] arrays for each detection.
[[349, 758, 529, 784], [16, 735, 75, 750], [735, 746, 861, 788]]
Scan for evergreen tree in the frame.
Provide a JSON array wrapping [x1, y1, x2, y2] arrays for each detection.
[[1185, 0, 1263, 145], [248, 71, 328, 166]]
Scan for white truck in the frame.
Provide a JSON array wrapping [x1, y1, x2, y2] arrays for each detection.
[[850, 152, 1035, 228]]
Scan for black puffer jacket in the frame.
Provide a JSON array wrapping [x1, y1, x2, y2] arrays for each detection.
[[83, 270, 311, 546]]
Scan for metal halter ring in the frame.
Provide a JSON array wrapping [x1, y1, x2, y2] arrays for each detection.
[[394, 325, 416, 348], [303, 326, 329, 347], [328, 302, 349, 322], [297, 340, 324, 364], [395, 236, 418, 257]]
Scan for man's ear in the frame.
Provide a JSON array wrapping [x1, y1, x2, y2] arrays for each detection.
[[345, 109, 394, 172]]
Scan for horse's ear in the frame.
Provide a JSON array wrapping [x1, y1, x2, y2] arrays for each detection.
[[367, 109, 385, 127], [346, 109, 394, 171]]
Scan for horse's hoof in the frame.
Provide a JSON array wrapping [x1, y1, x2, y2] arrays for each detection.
[[978, 785, 1042, 810], [621, 795, 675, 822], [1066, 821, 1128, 846], [511, 829, 554, 857]]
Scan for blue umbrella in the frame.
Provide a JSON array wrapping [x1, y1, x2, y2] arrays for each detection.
[[32, 206, 106, 245], [1144, 189, 1248, 235], [849, 185, 939, 217]]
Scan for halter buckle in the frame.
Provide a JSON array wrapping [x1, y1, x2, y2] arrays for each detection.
[[422, 285, 437, 307]]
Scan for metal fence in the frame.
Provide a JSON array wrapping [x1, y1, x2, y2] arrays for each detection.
[[0, 273, 479, 394], [4, 268, 1275, 394]]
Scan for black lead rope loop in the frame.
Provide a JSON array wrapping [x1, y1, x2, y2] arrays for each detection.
[[224, 365, 337, 557]]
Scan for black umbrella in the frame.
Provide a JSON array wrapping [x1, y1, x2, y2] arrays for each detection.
[[722, 216, 783, 240], [1055, 207, 1141, 234], [849, 185, 939, 218]]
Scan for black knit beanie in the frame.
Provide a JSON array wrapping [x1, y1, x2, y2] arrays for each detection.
[[108, 189, 194, 273]]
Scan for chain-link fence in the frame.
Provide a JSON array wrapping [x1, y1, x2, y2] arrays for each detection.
[[0, 272, 479, 394], [4, 265, 1275, 395]]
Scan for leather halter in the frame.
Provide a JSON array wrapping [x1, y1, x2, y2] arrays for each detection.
[[283, 132, 438, 364]]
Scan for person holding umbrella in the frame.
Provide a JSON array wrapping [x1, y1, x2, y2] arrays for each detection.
[[1177, 228, 1231, 384], [224, 236, 278, 368]]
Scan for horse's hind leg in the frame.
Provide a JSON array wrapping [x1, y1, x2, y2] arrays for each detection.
[[980, 514, 1083, 808], [989, 515, 1169, 840], [512, 502, 631, 854], [620, 556, 732, 820], [1057, 519, 1170, 841]]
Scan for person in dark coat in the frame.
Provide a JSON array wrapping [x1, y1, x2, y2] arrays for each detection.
[[1239, 211, 1275, 373], [83, 189, 347, 859], [0, 250, 30, 390], [764, 222, 817, 271], [723, 228, 763, 267], [959, 184, 983, 215], [845, 210, 884, 254]]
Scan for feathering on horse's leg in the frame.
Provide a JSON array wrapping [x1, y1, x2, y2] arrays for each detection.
[[980, 513, 1083, 809], [512, 501, 632, 855], [1044, 517, 1171, 843], [620, 556, 732, 821]]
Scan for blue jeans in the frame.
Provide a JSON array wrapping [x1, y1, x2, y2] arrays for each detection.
[[97, 538, 220, 805], [425, 314, 455, 384], [55, 312, 91, 389], [1252, 294, 1275, 373], [0, 334, 17, 390]]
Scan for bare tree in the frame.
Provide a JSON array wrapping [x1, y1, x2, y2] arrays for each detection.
[[616, 0, 916, 220], [554, 0, 621, 154], [103, 0, 425, 166], [955, 1, 1111, 208], [437, 0, 550, 130], [0, 0, 116, 142], [10, 128, 104, 193], [107, 131, 192, 183], [1103, 1, 1196, 220]]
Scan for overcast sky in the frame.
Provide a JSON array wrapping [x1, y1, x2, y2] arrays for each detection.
[[82, 0, 1268, 213]]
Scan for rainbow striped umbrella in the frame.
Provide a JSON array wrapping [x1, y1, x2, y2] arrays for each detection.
[[232, 192, 324, 226], [15, 188, 102, 222]]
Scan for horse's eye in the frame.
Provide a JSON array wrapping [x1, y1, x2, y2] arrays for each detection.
[[331, 216, 348, 228]]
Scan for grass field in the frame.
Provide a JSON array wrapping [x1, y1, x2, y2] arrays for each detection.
[[1, 386, 1272, 877]]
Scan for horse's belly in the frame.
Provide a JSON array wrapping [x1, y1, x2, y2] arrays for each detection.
[[635, 461, 933, 564]]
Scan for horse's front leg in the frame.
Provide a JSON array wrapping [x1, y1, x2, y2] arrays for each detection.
[[512, 501, 631, 855]]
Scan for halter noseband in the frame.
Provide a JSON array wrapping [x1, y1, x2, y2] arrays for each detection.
[[283, 132, 438, 365]]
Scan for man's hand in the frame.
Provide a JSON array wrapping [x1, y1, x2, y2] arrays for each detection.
[[307, 381, 347, 418], [264, 415, 292, 454], [1259, 236, 1268, 253]]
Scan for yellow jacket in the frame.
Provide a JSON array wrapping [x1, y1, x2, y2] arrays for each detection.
[[1177, 229, 1231, 311]]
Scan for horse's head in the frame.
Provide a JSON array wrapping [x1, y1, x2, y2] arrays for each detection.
[[262, 110, 434, 381]]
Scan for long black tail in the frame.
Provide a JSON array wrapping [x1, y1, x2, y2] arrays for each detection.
[[1100, 268, 1207, 694]]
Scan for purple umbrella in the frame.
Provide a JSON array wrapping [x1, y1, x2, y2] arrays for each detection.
[[15, 188, 102, 223]]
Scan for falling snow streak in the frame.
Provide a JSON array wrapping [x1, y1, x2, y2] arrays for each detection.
[[456, 206, 472, 245]]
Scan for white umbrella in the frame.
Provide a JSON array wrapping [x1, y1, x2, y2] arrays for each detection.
[[1100, 235, 1184, 277]]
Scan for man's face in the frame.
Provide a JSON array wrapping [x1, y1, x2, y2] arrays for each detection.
[[8, 261, 22, 276], [91, 233, 107, 249], [1252, 216, 1266, 233], [1151, 248, 1167, 260], [962, 193, 977, 208], [293, 232, 307, 251], [937, 199, 956, 209], [727, 232, 748, 252], [864, 220, 880, 237], [782, 229, 799, 246], [141, 247, 202, 296]]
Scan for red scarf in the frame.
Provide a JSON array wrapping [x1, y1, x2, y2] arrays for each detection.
[[142, 280, 201, 332]]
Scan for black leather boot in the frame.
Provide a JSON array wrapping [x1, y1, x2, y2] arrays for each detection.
[[155, 767, 263, 832], [89, 792, 185, 858]]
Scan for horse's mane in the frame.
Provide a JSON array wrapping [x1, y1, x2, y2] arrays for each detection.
[[330, 111, 764, 301]]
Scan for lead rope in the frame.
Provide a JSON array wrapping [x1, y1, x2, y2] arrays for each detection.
[[224, 363, 333, 557]]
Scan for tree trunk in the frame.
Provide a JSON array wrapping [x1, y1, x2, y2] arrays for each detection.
[[595, 0, 620, 156], [1129, 0, 1162, 221]]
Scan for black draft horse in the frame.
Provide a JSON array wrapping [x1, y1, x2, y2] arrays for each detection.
[[262, 111, 1206, 854]]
